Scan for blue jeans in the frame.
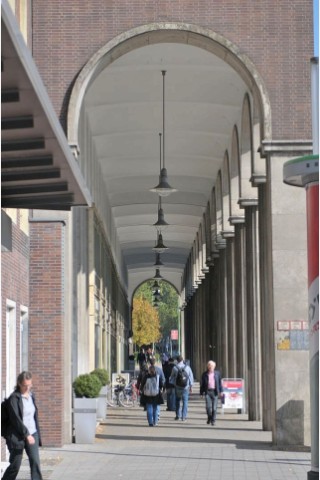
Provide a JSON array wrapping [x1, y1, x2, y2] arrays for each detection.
[[3, 432, 43, 480], [175, 387, 189, 419], [205, 390, 218, 421], [166, 387, 176, 411], [146, 402, 160, 425]]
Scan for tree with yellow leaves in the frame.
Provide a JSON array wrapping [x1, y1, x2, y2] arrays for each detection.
[[132, 295, 161, 347]]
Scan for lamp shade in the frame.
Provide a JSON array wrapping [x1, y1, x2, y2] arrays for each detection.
[[154, 253, 164, 266], [154, 206, 169, 230], [152, 232, 168, 253], [150, 168, 177, 197], [152, 280, 160, 289], [153, 268, 163, 280]]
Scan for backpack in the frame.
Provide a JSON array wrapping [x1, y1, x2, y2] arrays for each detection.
[[1, 397, 10, 438], [176, 366, 189, 388], [143, 375, 159, 396]]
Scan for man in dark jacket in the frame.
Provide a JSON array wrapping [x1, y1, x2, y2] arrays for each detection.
[[163, 357, 176, 411], [200, 361, 223, 426], [3, 371, 43, 480]]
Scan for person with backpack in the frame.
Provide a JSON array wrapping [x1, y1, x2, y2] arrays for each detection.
[[140, 365, 164, 426], [2, 371, 43, 480], [163, 357, 176, 411], [169, 355, 194, 422], [200, 360, 223, 426]]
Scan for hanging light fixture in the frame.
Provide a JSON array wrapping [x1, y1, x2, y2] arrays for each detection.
[[152, 279, 160, 289], [153, 291, 161, 302], [153, 285, 161, 296], [154, 197, 169, 231], [154, 252, 164, 266], [153, 231, 168, 253], [150, 70, 177, 197], [153, 268, 163, 280]]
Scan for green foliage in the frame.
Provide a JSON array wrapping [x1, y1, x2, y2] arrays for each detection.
[[73, 373, 102, 398], [90, 368, 109, 385], [134, 280, 179, 342]]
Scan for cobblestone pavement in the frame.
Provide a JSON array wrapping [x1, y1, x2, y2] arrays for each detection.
[[14, 387, 311, 480]]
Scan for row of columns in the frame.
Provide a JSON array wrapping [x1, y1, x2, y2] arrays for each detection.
[[183, 197, 268, 423]]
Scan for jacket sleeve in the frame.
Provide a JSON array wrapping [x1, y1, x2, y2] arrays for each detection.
[[187, 367, 194, 387], [217, 372, 223, 393], [200, 373, 205, 395], [8, 394, 29, 439], [169, 366, 177, 386]]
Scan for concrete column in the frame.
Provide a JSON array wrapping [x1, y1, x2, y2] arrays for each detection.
[[219, 249, 228, 375], [245, 205, 261, 421], [258, 182, 276, 432], [226, 237, 236, 377], [234, 223, 247, 382]]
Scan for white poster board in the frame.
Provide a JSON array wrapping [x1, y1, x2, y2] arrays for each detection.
[[221, 378, 245, 412], [111, 372, 130, 387]]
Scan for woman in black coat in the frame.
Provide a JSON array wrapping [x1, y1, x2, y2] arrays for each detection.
[[3, 371, 43, 480]]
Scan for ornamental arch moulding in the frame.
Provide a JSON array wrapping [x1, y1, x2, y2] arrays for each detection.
[[239, 93, 259, 206], [229, 125, 245, 223], [67, 23, 271, 149], [221, 151, 234, 238]]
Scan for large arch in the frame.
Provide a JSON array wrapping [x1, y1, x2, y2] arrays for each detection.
[[68, 23, 271, 147]]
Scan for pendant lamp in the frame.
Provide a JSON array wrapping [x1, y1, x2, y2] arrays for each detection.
[[150, 71, 177, 197]]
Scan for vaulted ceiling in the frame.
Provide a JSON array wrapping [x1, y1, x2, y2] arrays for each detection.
[[83, 42, 248, 295]]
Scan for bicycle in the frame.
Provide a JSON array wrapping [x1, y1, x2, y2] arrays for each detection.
[[106, 376, 138, 408]]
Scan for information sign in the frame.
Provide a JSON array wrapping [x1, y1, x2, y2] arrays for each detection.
[[221, 378, 245, 411]]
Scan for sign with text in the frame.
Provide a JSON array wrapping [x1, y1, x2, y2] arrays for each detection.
[[221, 378, 244, 410], [171, 329, 178, 340]]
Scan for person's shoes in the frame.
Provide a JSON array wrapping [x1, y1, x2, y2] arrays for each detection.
[[211, 420, 215, 425], [149, 424, 154, 427], [174, 416, 179, 420], [181, 418, 186, 422], [207, 418, 210, 424]]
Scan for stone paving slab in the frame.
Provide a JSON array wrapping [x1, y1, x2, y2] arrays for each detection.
[[15, 390, 311, 480]]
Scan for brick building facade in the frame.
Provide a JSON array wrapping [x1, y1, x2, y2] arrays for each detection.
[[1, 0, 316, 458]]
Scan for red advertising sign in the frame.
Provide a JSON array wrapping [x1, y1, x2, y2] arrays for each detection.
[[171, 329, 178, 340], [221, 378, 244, 410]]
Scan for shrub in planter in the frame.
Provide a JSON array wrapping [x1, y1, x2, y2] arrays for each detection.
[[90, 368, 109, 386], [73, 373, 102, 398], [90, 369, 110, 420]]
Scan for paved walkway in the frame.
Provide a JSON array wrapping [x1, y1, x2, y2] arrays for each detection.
[[16, 388, 311, 480]]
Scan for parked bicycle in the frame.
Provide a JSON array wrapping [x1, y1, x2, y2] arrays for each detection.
[[106, 375, 139, 408]]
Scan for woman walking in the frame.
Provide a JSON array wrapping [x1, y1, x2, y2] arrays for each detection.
[[140, 365, 164, 426], [3, 371, 43, 480]]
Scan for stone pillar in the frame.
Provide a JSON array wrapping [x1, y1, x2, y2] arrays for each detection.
[[218, 249, 228, 375], [245, 204, 261, 421], [226, 237, 236, 377], [233, 223, 247, 382], [258, 181, 276, 432]]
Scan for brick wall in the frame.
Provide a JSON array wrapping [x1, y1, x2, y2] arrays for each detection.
[[1, 211, 29, 459], [31, 0, 313, 139], [29, 221, 65, 447]]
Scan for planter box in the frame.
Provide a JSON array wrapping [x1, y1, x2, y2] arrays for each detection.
[[74, 397, 98, 444], [97, 385, 108, 420]]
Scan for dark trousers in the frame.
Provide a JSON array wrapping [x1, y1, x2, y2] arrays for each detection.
[[3, 432, 43, 480], [205, 389, 218, 421]]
